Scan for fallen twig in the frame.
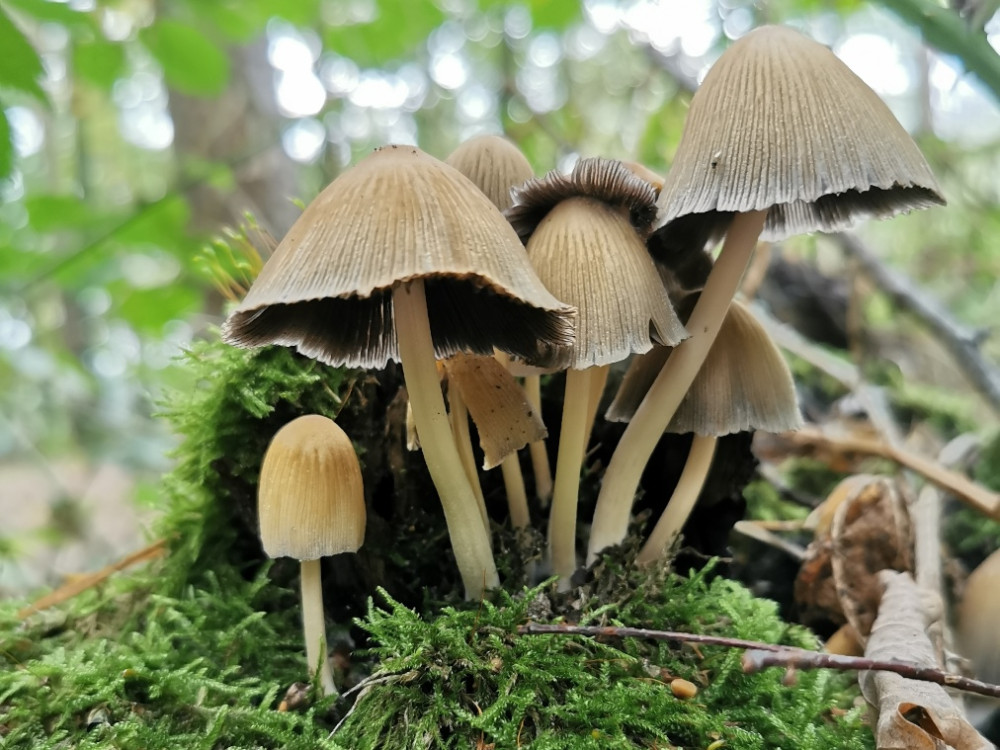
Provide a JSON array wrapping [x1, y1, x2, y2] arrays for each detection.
[[741, 648, 1000, 699], [17, 538, 168, 619], [517, 622, 1000, 700], [786, 426, 1000, 519]]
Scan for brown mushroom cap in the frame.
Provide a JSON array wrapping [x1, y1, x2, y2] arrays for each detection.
[[607, 298, 800, 435], [222, 145, 574, 369], [507, 157, 660, 244], [524, 195, 686, 370], [258, 414, 366, 561], [445, 135, 534, 213], [655, 25, 945, 249]]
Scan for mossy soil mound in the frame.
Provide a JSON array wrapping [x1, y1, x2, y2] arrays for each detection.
[[1, 339, 874, 749]]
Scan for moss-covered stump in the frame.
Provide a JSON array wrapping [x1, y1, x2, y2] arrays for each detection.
[[0, 338, 874, 749]]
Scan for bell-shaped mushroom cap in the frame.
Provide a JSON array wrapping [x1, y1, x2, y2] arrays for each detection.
[[607, 299, 801, 435], [258, 414, 366, 561], [222, 145, 575, 369], [445, 135, 534, 213], [655, 25, 945, 247], [507, 157, 660, 244], [524, 195, 686, 370], [621, 160, 665, 192]]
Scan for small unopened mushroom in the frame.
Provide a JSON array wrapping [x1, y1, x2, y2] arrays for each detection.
[[258, 414, 366, 696], [957, 548, 1000, 724], [590, 25, 944, 563]]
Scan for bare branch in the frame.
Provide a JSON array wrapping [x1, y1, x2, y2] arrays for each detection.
[[517, 622, 1000, 700]]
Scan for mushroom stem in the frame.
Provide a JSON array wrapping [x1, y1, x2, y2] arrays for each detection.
[[635, 435, 718, 565], [300, 558, 336, 696], [548, 366, 593, 591], [501, 454, 531, 529], [581, 364, 610, 461], [393, 280, 500, 599], [587, 209, 767, 564], [524, 375, 554, 505], [448, 385, 491, 545]]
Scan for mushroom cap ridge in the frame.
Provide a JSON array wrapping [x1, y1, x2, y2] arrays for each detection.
[[223, 145, 575, 369], [655, 25, 944, 249]]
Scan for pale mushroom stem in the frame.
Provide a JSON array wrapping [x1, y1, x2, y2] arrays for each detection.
[[524, 375, 554, 505], [581, 364, 610, 461], [447, 386, 491, 546], [587, 209, 768, 564], [548, 366, 593, 591], [300, 558, 336, 696], [635, 435, 718, 565], [393, 280, 500, 599], [500, 454, 531, 529]]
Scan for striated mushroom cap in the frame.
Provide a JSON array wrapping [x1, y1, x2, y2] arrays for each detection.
[[507, 157, 660, 244], [655, 25, 944, 251], [258, 414, 366, 561], [607, 298, 801, 435], [222, 145, 575, 369], [446, 135, 534, 212], [524, 195, 686, 370]]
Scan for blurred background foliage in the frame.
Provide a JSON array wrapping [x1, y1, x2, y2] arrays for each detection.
[[1, 0, 998, 593]]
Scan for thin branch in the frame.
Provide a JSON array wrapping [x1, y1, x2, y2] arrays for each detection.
[[517, 623, 1000, 700], [741, 648, 1000, 699], [786, 425, 1000, 519], [835, 232, 1000, 415], [518, 622, 787, 652]]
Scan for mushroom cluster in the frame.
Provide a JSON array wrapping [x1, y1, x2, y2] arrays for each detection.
[[223, 25, 943, 606]]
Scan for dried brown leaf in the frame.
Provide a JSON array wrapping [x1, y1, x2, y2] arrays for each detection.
[[442, 353, 546, 469], [862, 571, 993, 750]]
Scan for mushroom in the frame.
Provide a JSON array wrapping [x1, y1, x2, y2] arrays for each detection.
[[588, 25, 945, 563], [606, 297, 800, 564], [223, 145, 575, 600], [445, 135, 545, 528], [956, 548, 1000, 725], [507, 157, 686, 588], [257, 414, 366, 696]]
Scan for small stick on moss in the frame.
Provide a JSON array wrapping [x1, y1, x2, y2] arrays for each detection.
[[741, 649, 1000, 699], [518, 623, 1000, 700]]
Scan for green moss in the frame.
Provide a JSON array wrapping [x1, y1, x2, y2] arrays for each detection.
[[0, 336, 874, 749], [339, 569, 869, 749]]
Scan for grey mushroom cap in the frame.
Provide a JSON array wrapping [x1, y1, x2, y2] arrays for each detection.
[[507, 157, 659, 244], [655, 25, 945, 250], [445, 135, 535, 213], [222, 145, 576, 369], [606, 296, 801, 435], [523, 196, 687, 370]]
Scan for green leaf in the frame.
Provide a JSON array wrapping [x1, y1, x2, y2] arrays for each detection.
[[25, 194, 117, 232], [525, 0, 581, 29], [139, 20, 230, 96], [73, 37, 126, 90], [4, 0, 94, 30], [0, 108, 11, 179], [479, 0, 581, 30], [0, 7, 48, 104], [325, 0, 445, 66]]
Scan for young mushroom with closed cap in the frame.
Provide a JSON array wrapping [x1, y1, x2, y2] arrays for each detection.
[[588, 25, 945, 564], [507, 158, 687, 589], [257, 414, 366, 697], [223, 145, 575, 600]]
